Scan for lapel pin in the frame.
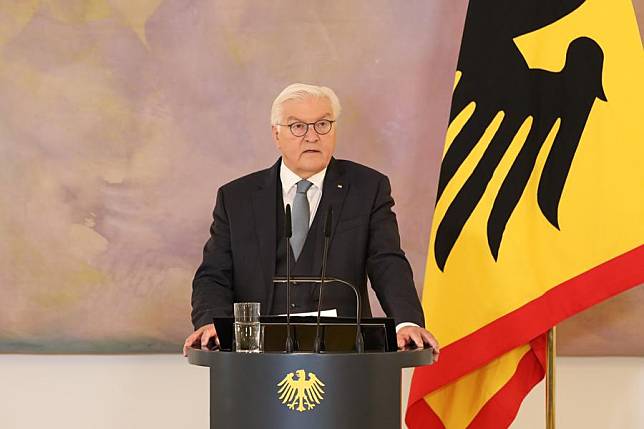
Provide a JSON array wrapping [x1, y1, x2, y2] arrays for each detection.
[[337, 184, 343, 189]]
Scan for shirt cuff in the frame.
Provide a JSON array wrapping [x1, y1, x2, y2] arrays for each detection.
[[395, 322, 420, 333]]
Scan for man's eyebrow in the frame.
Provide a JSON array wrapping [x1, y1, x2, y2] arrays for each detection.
[[285, 113, 333, 123]]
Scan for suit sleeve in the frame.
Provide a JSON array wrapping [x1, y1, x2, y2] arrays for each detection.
[[191, 188, 235, 329], [366, 175, 425, 327]]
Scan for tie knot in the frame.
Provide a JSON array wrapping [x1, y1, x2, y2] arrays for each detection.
[[296, 180, 313, 194]]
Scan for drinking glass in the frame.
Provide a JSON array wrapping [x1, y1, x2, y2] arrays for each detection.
[[234, 302, 261, 353]]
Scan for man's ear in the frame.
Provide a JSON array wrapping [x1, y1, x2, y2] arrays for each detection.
[[271, 125, 280, 148]]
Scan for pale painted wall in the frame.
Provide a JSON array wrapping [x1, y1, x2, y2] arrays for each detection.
[[509, 358, 644, 429], [0, 356, 642, 428]]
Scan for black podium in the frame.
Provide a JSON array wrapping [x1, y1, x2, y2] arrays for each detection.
[[187, 347, 433, 429]]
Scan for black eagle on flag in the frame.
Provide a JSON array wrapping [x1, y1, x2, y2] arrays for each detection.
[[434, 0, 607, 271]]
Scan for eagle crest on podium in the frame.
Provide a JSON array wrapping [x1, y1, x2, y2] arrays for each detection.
[[277, 369, 325, 412]]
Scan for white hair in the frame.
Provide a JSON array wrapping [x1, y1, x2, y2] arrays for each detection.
[[270, 83, 342, 125]]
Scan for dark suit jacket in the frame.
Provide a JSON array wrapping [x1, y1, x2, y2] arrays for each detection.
[[191, 157, 425, 329]]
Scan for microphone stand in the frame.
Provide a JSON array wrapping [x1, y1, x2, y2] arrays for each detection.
[[284, 204, 294, 353], [273, 276, 364, 353], [313, 208, 332, 353]]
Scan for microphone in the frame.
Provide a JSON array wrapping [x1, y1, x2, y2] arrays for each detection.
[[273, 276, 364, 353], [313, 207, 333, 353], [284, 204, 294, 353]]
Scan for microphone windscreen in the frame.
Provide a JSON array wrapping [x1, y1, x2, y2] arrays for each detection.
[[324, 207, 333, 237], [284, 204, 292, 238]]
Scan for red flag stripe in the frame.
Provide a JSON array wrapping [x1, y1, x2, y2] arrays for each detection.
[[407, 334, 546, 429], [409, 244, 643, 414], [405, 392, 446, 429], [468, 334, 546, 428]]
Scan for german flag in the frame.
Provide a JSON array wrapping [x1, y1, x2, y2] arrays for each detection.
[[407, 0, 644, 427]]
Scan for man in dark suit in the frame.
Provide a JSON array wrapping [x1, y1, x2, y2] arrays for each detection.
[[184, 83, 439, 356]]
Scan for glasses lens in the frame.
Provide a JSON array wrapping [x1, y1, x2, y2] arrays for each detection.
[[289, 122, 308, 137], [314, 120, 332, 135]]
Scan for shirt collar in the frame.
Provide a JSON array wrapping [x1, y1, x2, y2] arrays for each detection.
[[280, 160, 327, 194]]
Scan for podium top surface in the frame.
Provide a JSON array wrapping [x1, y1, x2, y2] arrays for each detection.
[[187, 347, 434, 370]]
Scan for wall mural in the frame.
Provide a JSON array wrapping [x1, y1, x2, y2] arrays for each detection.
[[0, 0, 641, 354]]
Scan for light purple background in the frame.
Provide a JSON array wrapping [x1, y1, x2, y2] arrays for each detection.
[[0, 0, 641, 354]]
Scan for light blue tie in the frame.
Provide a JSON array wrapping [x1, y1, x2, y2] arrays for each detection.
[[290, 180, 313, 260]]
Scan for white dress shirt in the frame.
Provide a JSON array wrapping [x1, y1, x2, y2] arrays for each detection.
[[279, 160, 418, 333], [280, 161, 326, 226]]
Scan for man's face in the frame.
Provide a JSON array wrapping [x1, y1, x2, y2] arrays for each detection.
[[272, 96, 336, 178]]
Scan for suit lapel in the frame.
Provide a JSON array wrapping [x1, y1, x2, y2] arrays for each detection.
[[252, 159, 280, 312], [311, 158, 349, 274]]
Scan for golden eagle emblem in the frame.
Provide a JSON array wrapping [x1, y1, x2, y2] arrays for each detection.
[[276, 369, 325, 412]]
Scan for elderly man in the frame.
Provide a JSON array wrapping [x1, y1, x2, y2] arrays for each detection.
[[184, 83, 439, 356]]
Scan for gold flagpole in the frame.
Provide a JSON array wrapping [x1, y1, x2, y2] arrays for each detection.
[[546, 326, 556, 429]]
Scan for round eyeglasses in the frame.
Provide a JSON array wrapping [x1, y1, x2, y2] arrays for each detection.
[[277, 119, 336, 137]]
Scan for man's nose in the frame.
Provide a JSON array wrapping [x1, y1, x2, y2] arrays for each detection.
[[303, 124, 319, 142]]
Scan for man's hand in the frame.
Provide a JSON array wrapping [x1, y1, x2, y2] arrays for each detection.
[[397, 326, 440, 360], [183, 323, 218, 356]]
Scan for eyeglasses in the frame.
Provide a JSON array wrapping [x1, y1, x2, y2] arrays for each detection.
[[276, 119, 336, 137]]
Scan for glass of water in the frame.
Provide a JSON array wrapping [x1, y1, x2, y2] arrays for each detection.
[[234, 302, 261, 353]]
